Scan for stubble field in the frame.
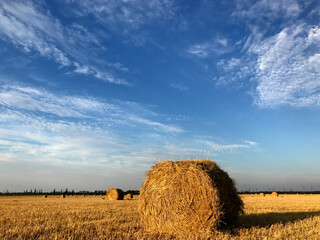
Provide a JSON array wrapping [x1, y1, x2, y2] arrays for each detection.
[[1, 194, 320, 239]]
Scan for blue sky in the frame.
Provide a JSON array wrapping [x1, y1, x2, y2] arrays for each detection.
[[0, 0, 320, 192]]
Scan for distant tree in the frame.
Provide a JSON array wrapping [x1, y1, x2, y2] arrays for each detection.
[[34, 189, 37, 194], [53, 189, 56, 194], [30, 189, 33, 194]]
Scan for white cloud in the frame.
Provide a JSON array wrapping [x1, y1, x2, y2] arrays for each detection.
[[170, 82, 188, 92], [233, 0, 301, 21], [0, 84, 183, 133], [214, 2, 320, 108], [71, 0, 177, 30], [187, 43, 211, 58], [200, 140, 252, 152], [0, 85, 103, 118], [250, 24, 320, 107], [73, 64, 130, 85], [244, 140, 258, 146], [217, 58, 241, 71], [126, 115, 183, 133], [0, 6, 71, 67], [0, 1, 127, 85], [0, 109, 130, 165], [214, 57, 255, 86], [164, 145, 216, 159], [0, 82, 188, 183], [187, 37, 232, 58]]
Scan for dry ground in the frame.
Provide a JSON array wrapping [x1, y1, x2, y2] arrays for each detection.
[[1, 194, 320, 239]]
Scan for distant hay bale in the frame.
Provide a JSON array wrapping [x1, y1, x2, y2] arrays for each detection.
[[43, 195, 47, 198], [254, 193, 258, 196], [259, 193, 265, 196], [61, 194, 65, 198], [124, 193, 133, 200], [139, 159, 244, 235], [106, 188, 124, 200], [83, 195, 86, 197], [272, 192, 279, 197]]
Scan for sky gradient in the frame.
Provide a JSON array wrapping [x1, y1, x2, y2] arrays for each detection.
[[0, 0, 320, 192]]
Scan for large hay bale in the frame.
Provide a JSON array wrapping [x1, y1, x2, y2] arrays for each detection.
[[259, 193, 265, 196], [61, 194, 65, 198], [271, 192, 279, 197], [139, 159, 243, 235], [106, 188, 124, 200], [43, 195, 47, 198]]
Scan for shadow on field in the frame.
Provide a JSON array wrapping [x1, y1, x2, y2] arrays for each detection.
[[239, 211, 320, 228]]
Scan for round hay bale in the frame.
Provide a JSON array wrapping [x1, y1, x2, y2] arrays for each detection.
[[259, 193, 265, 196], [43, 195, 47, 198], [139, 159, 243, 235], [61, 194, 65, 198], [271, 192, 279, 197], [106, 188, 124, 200], [125, 193, 133, 200]]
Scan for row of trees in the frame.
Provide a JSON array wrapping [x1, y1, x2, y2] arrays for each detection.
[[0, 189, 140, 196]]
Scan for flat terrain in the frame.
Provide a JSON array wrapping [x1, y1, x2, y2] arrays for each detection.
[[1, 194, 320, 239]]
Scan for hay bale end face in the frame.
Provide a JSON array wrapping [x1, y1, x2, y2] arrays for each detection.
[[138, 159, 244, 235], [106, 188, 124, 200], [125, 193, 133, 200]]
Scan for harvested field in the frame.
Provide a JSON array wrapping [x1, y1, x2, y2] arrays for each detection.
[[1, 194, 320, 239]]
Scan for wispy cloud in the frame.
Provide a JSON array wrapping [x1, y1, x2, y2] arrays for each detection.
[[213, 1, 320, 108], [0, 81, 187, 180], [214, 57, 255, 86], [250, 24, 320, 107], [233, 0, 301, 21], [0, 1, 128, 85], [244, 140, 258, 146], [187, 36, 232, 58], [0, 5, 71, 66], [70, 0, 177, 30], [164, 145, 216, 159], [200, 140, 256, 151], [170, 82, 188, 92], [0, 84, 182, 133]]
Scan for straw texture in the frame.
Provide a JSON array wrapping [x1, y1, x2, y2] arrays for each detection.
[[125, 193, 133, 200], [139, 159, 243, 235], [106, 188, 124, 200]]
